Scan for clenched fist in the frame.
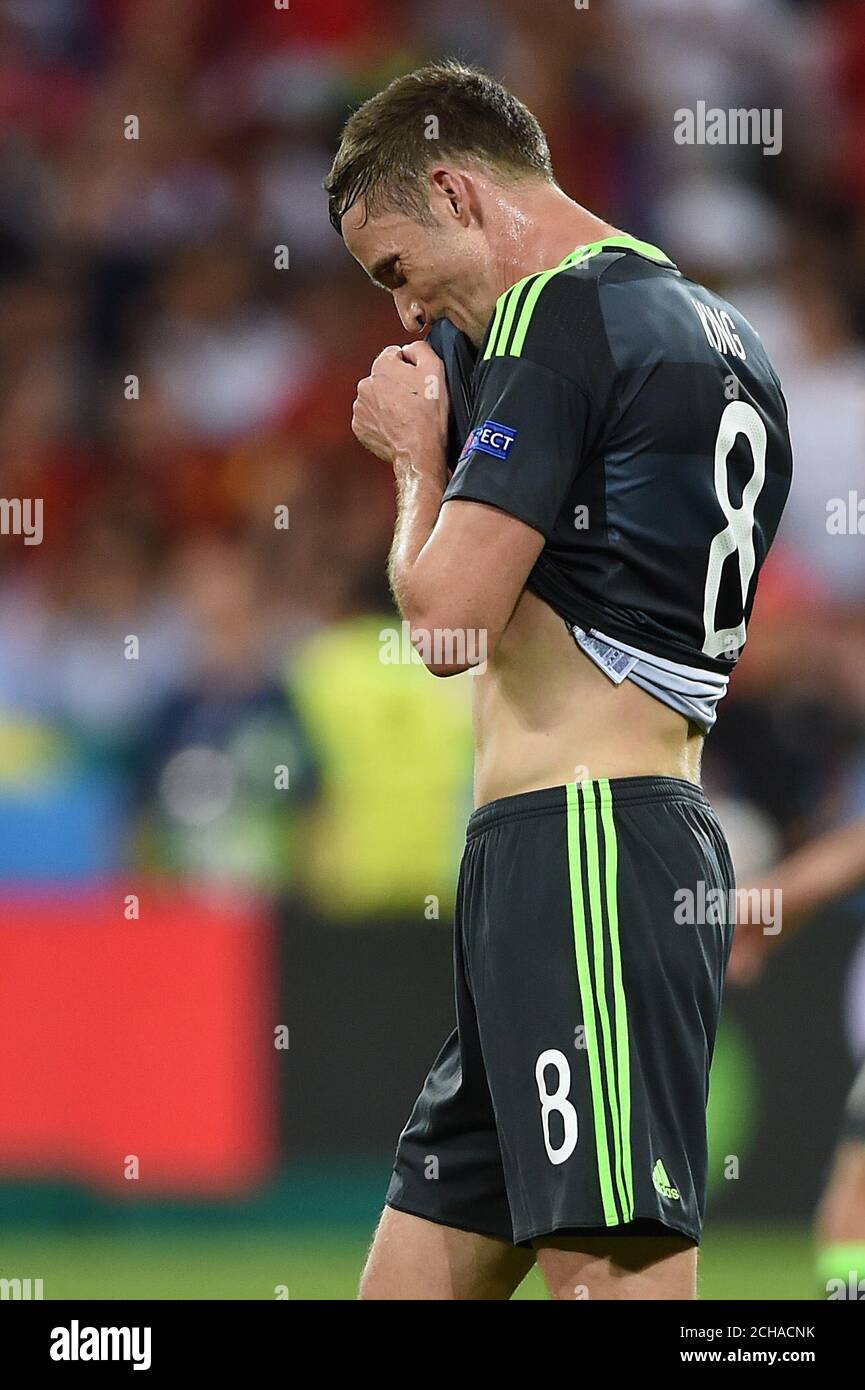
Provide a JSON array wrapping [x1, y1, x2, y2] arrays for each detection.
[[352, 340, 450, 483]]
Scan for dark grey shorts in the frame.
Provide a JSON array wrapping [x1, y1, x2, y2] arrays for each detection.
[[386, 776, 735, 1246]]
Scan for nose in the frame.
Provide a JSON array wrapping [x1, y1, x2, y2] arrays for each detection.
[[394, 290, 427, 334]]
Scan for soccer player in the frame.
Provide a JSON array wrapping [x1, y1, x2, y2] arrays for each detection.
[[325, 61, 793, 1300], [729, 819, 865, 1296]]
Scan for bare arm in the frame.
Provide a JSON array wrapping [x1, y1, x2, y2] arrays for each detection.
[[389, 489, 544, 675], [760, 817, 865, 928], [729, 815, 865, 985], [353, 340, 545, 675]]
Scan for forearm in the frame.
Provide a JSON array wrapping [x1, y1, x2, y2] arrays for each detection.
[[771, 819, 865, 923], [387, 448, 448, 624]]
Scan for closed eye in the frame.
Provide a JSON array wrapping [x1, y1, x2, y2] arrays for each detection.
[[369, 254, 406, 291]]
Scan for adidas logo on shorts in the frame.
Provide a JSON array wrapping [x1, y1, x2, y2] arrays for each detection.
[[652, 1158, 680, 1201]]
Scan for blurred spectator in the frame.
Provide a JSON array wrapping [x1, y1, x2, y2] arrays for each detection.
[[288, 580, 473, 920], [143, 240, 315, 443], [132, 537, 318, 890], [0, 516, 189, 757]]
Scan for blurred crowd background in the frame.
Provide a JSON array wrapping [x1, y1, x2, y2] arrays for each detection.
[[1, 0, 865, 1295], [3, 0, 865, 897]]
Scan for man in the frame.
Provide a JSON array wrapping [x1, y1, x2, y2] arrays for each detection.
[[325, 61, 792, 1300], [729, 818, 865, 1298]]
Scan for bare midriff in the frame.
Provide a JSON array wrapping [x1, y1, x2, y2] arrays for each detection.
[[471, 588, 704, 808]]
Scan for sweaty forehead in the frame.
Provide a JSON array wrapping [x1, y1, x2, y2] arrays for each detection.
[[341, 203, 409, 270]]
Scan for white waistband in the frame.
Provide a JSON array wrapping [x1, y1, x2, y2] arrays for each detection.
[[567, 624, 729, 733]]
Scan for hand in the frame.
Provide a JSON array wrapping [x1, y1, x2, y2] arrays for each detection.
[[726, 921, 775, 986], [352, 341, 449, 483], [726, 878, 798, 986]]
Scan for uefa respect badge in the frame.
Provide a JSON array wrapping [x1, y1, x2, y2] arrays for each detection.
[[458, 419, 518, 463]]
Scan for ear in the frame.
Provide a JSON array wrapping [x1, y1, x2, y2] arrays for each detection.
[[428, 168, 475, 228]]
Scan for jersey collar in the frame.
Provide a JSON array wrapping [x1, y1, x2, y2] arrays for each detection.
[[562, 233, 677, 268], [477, 233, 678, 360]]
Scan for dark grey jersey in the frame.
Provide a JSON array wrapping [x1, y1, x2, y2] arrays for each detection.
[[430, 234, 793, 700]]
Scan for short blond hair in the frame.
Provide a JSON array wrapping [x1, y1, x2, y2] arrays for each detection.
[[325, 60, 554, 234]]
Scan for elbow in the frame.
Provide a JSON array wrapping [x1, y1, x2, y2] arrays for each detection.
[[426, 658, 469, 679], [406, 612, 492, 678]]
